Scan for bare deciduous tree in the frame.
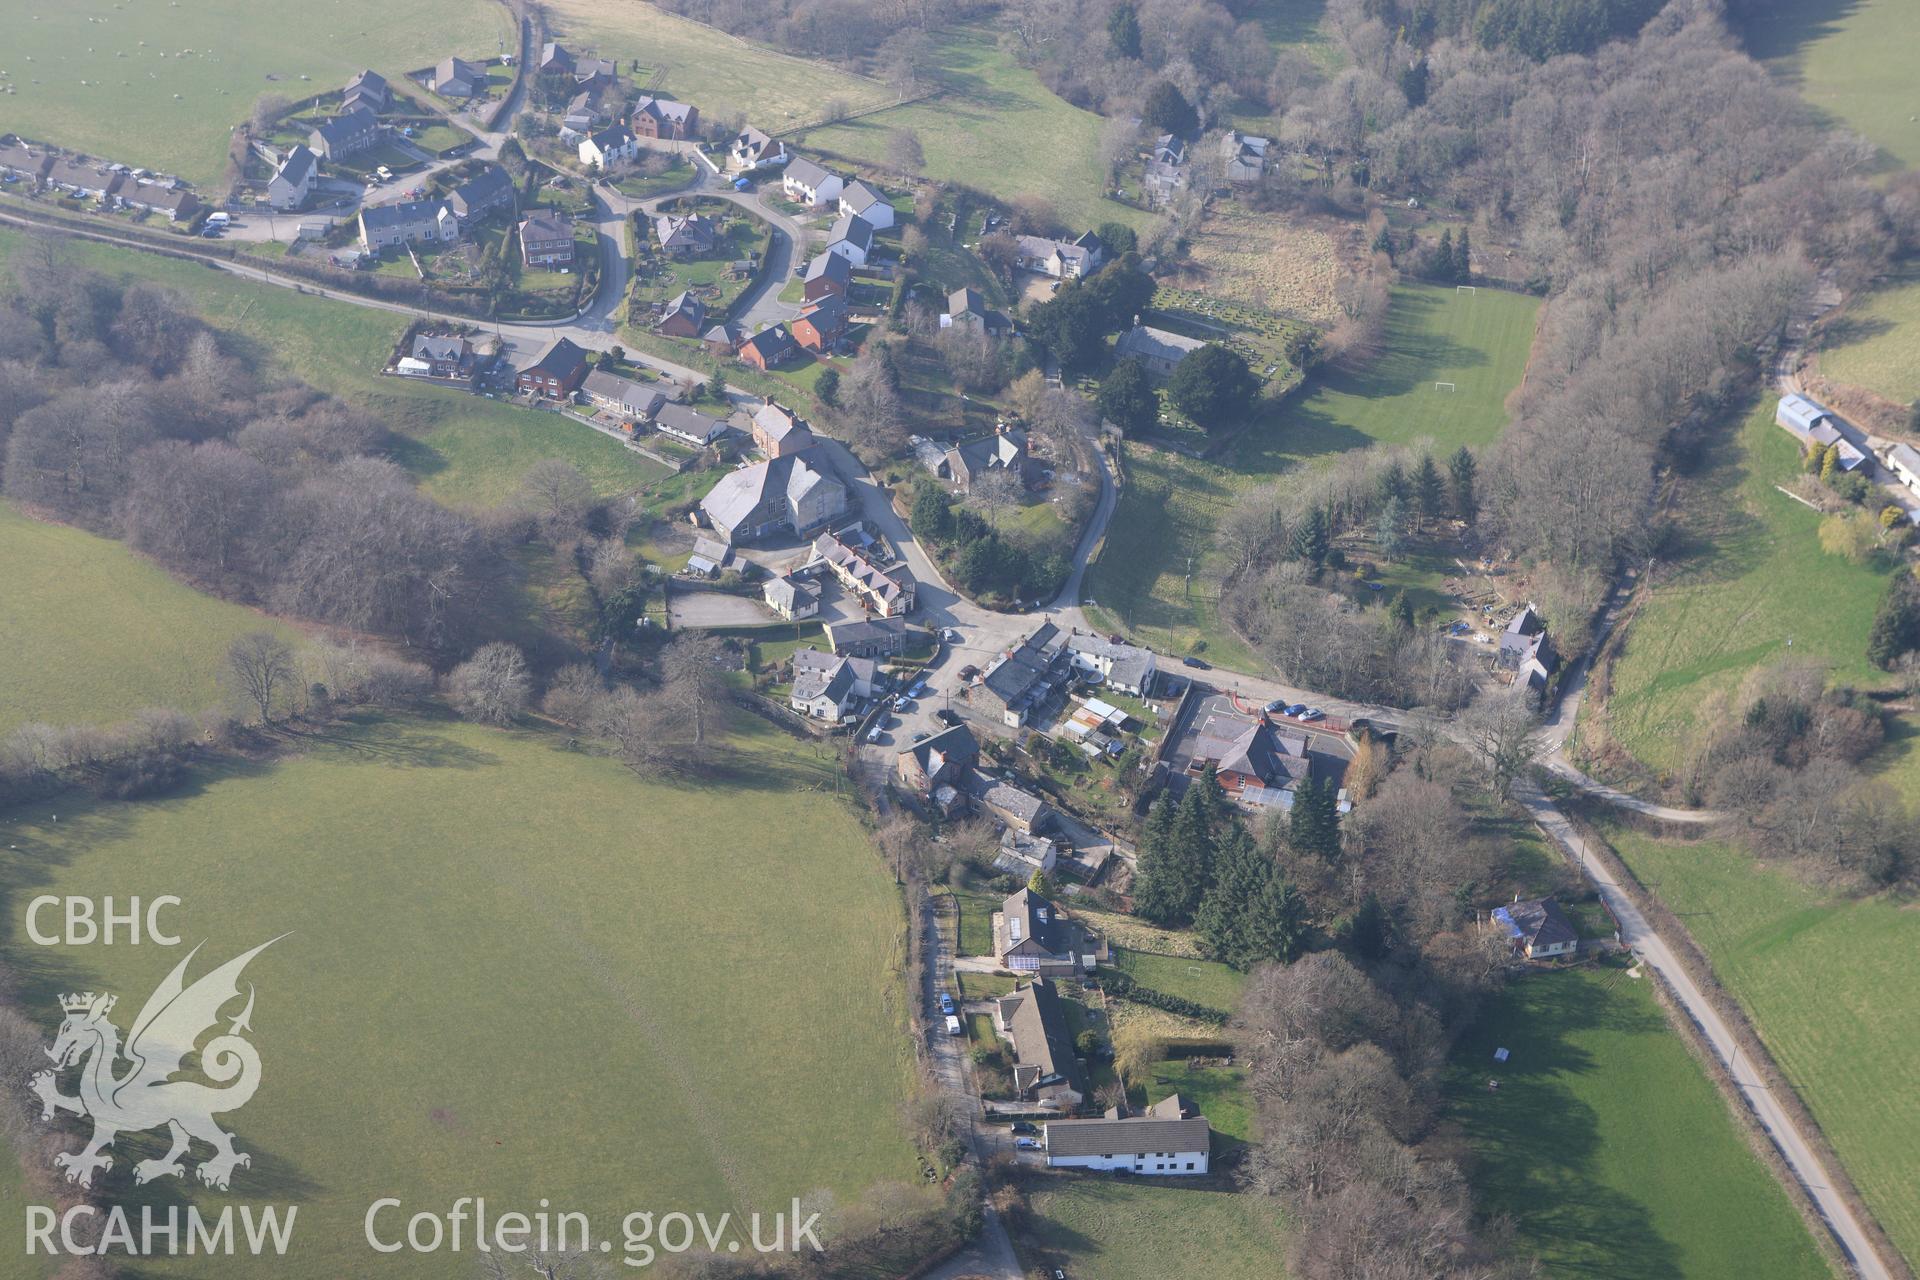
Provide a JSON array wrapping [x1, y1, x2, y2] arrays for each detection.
[[447, 643, 532, 726], [227, 632, 296, 724]]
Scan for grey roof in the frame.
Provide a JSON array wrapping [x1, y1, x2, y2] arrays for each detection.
[[437, 56, 484, 89], [824, 616, 910, 652], [583, 370, 662, 412], [1115, 323, 1206, 366], [411, 333, 468, 362], [1890, 443, 1920, 477], [654, 212, 716, 251], [519, 209, 573, 243], [344, 68, 388, 107], [275, 144, 316, 187], [783, 156, 836, 191], [1495, 897, 1578, 951], [976, 775, 1050, 830], [739, 325, 797, 363], [1216, 720, 1308, 785], [586, 124, 634, 153], [700, 452, 838, 531], [765, 575, 819, 613], [793, 660, 856, 706], [653, 402, 726, 443], [519, 336, 589, 380], [979, 621, 1063, 711], [447, 165, 514, 218], [359, 197, 448, 232], [840, 178, 887, 215], [811, 530, 911, 609], [1000, 887, 1070, 953], [948, 286, 986, 316], [312, 107, 380, 150], [804, 252, 851, 286], [660, 289, 705, 322], [540, 42, 575, 71], [633, 96, 696, 129], [574, 57, 619, 82], [798, 294, 848, 336], [827, 212, 874, 251], [899, 723, 978, 781], [754, 402, 812, 447], [1044, 1107, 1210, 1158], [1001, 979, 1088, 1097]]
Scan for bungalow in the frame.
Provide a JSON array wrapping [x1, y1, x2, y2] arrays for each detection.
[[342, 68, 389, 114], [837, 178, 893, 230], [579, 126, 637, 170], [781, 156, 842, 208], [1493, 896, 1578, 959], [975, 621, 1067, 727], [0, 138, 53, 186], [583, 370, 665, 421], [699, 451, 845, 545], [789, 649, 882, 721], [737, 325, 798, 371], [445, 165, 515, 227], [120, 181, 199, 222], [1064, 633, 1157, 696], [654, 211, 716, 257], [727, 126, 786, 172], [802, 251, 852, 302], [653, 402, 728, 447], [518, 210, 576, 267], [791, 295, 848, 353], [753, 402, 815, 457], [941, 286, 1009, 336], [824, 212, 874, 266], [1114, 323, 1206, 377], [358, 198, 457, 251], [823, 616, 915, 659], [940, 426, 1029, 492], [431, 56, 486, 99], [1015, 230, 1105, 279], [631, 96, 699, 140], [309, 107, 383, 161], [655, 290, 707, 338], [515, 337, 591, 399], [764, 573, 821, 622], [993, 888, 1086, 975], [267, 144, 317, 211], [809, 528, 915, 616], [1044, 1095, 1211, 1175], [1496, 605, 1559, 692], [408, 332, 475, 378], [972, 773, 1054, 837], [992, 978, 1088, 1108], [1890, 442, 1920, 497], [896, 724, 979, 794]]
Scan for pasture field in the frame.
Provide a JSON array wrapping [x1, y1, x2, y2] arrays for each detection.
[[1020, 1177, 1286, 1280], [0, 0, 510, 189], [1597, 400, 1888, 773], [0, 710, 923, 1279], [1167, 206, 1343, 324], [790, 28, 1155, 233], [1819, 260, 1920, 405], [1449, 963, 1834, 1280], [1745, 0, 1920, 171], [1128, 1061, 1252, 1144], [0, 500, 299, 734], [540, 0, 890, 126], [1601, 823, 1920, 1265], [0, 228, 666, 506], [1110, 949, 1246, 1016], [1088, 284, 1538, 659]]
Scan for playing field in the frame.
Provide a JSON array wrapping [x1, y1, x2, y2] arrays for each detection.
[[790, 26, 1155, 233], [0, 0, 511, 188], [0, 500, 300, 734], [1818, 260, 1920, 405], [1598, 399, 1889, 773], [1745, 0, 1920, 172], [1021, 1177, 1286, 1280], [1087, 283, 1539, 659], [0, 228, 667, 507], [0, 710, 922, 1278], [1449, 964, 1834, 1280], [1111, 949, 1247, 1016], [1601, 824, 1920, 1266]]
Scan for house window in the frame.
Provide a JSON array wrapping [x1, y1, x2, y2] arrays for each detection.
[[1185, 1162, 1195, 1170]]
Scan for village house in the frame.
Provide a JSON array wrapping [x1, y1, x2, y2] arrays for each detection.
[[518, 210, 576, 268], [700, 452, 845, 545], [896, 724, 979, 794], [1497, 605, 1559, 692], [583, 370, 664, 421], [752, 402, 815, 457], [268, 144, 317, 211], [781, 156, 843, 208], [727, 126, 785, 172], [654, 211, 716, 257], [1115, 323, 1207, 378], [1184, 712, 1318, 812], [653, 402, 728, 447], [343, 68, 390, 114], [837, 178, 893, 230], [655, 290, 707, 338], [539, 42, 576, 76], [824, 616, 915, 659], [406, 332, 475, 379], [992, 979, 1088, 1108], [683, 536, 731, 578], [1493, 896, 1578, 960], [975, 621, 1068, 727], [972, 774, 1054, 837], [1219, 130, 1271, 183], [824, 212, 874, 266], [791, 296, 848, 353], [358, 198, 457, 251], [702, 321, 744, 354], [1043, 1095, 1211, 1175], [1777, 393, 1868, 473], [121, 181, 199, 223], [431, 56, 486, 99], [788, 648, 882, 722], [802, 252, 852, 302], [809, 529, 916, 617], [572, 57, 620, 90], [764, 572, 822, 622], [939, 426, 1030, 492], [738, 325, 798, 370], [309, 107, 384, 161], [631, 96, 699, 141], [1889, 443, 1920, 498], [580, 125, 638, 170], [0, 138, 54, 186], [941, 286, 1010, 336], [1016, 230, 1106, 279], [444, 165, 516, 228], [1064, 633, 1157, 696], [43, 157, 124, 204], [1142, 134, 1188, 205], [515, 337, 591, 400], [997, 829, 1062, 878], [993, 888, 1090, 976]]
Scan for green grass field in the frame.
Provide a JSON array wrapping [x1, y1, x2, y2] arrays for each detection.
[[0, 710, 922, 1278], [1601, 824, 1920, 1265], [1450, 964, 1834, 1279], [1129, 1061, 1252, 1144], [0, 500, 300, 734], [1819, 260, 1920, 405], [791, 27, 1155, 233], [1021, 1178, 1286, 1280], [1746, 0, 1920, 172], [1599, 399, 1890, 773], [0, 0, 510, 188], [1088, 283, 1539, 659], [1111, 949, 1246, 1016]]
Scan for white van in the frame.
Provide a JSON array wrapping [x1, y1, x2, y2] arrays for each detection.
[[205, 211, 231, 226], [943, 1015, 962, 1036]]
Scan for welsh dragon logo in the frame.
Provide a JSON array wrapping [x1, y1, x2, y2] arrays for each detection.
[[29, 938, 283, 1191]]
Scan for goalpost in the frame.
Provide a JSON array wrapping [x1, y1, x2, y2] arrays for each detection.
[[1456, 284, 1478, 295], [1434, 381, 1457, 392]]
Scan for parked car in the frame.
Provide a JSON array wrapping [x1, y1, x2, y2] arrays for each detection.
[[1015, 1138, 1040, 1150], [865, 726, 883, 744], [935, 709, 962, 726], [912, 732, 930, 743], [959, 665, 980, 680], [1300, 707, 1324, 721], [1011, 1121, 1038, 1135], [943, 1014, 962, 1036], [1283, 703, 1307, 718], [938, 992, 956, 1016], [1264, 699, 1286, 713], [1182, 656, 1210, 669]]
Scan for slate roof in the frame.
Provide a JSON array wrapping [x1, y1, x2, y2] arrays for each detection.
[[979, 621, 1064, 712], [804, 252, 852, 287], [1494, 897, 1578, 952], [583, 370, 662, 413], [446, 165, 515, 220], [898, 723, 978, 784], [1044, 1106, 1210, 1158], [1115, 323, 1206, 366], [783, 156, 836, 191], [827, 212, 874, 252], [312, 107, 380, 151], [1000, 978, 1088, 1098], [275, 144, 316, 187], [700, 452, 838, 532], [411, 333, 469, 362], [739, 325, 797, 364], [519, 209, 573, 243], [1001, 887, 1071, 954], [519, 337, 589, 381], [1216, 720, 1309, 786], [359, 197, 448, 233], [633, 96, 696, 130], [653, 401, 726, 444], [840, 178, 887, 216]]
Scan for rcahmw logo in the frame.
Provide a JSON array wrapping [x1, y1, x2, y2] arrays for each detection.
[[23, 936, 300, 1259]]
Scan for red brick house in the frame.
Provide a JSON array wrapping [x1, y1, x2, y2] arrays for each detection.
[[631, 96, 699, 141], [737, 325, 797, 371], [515, 338, 590, 399], [790, 296, 847, 353]]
